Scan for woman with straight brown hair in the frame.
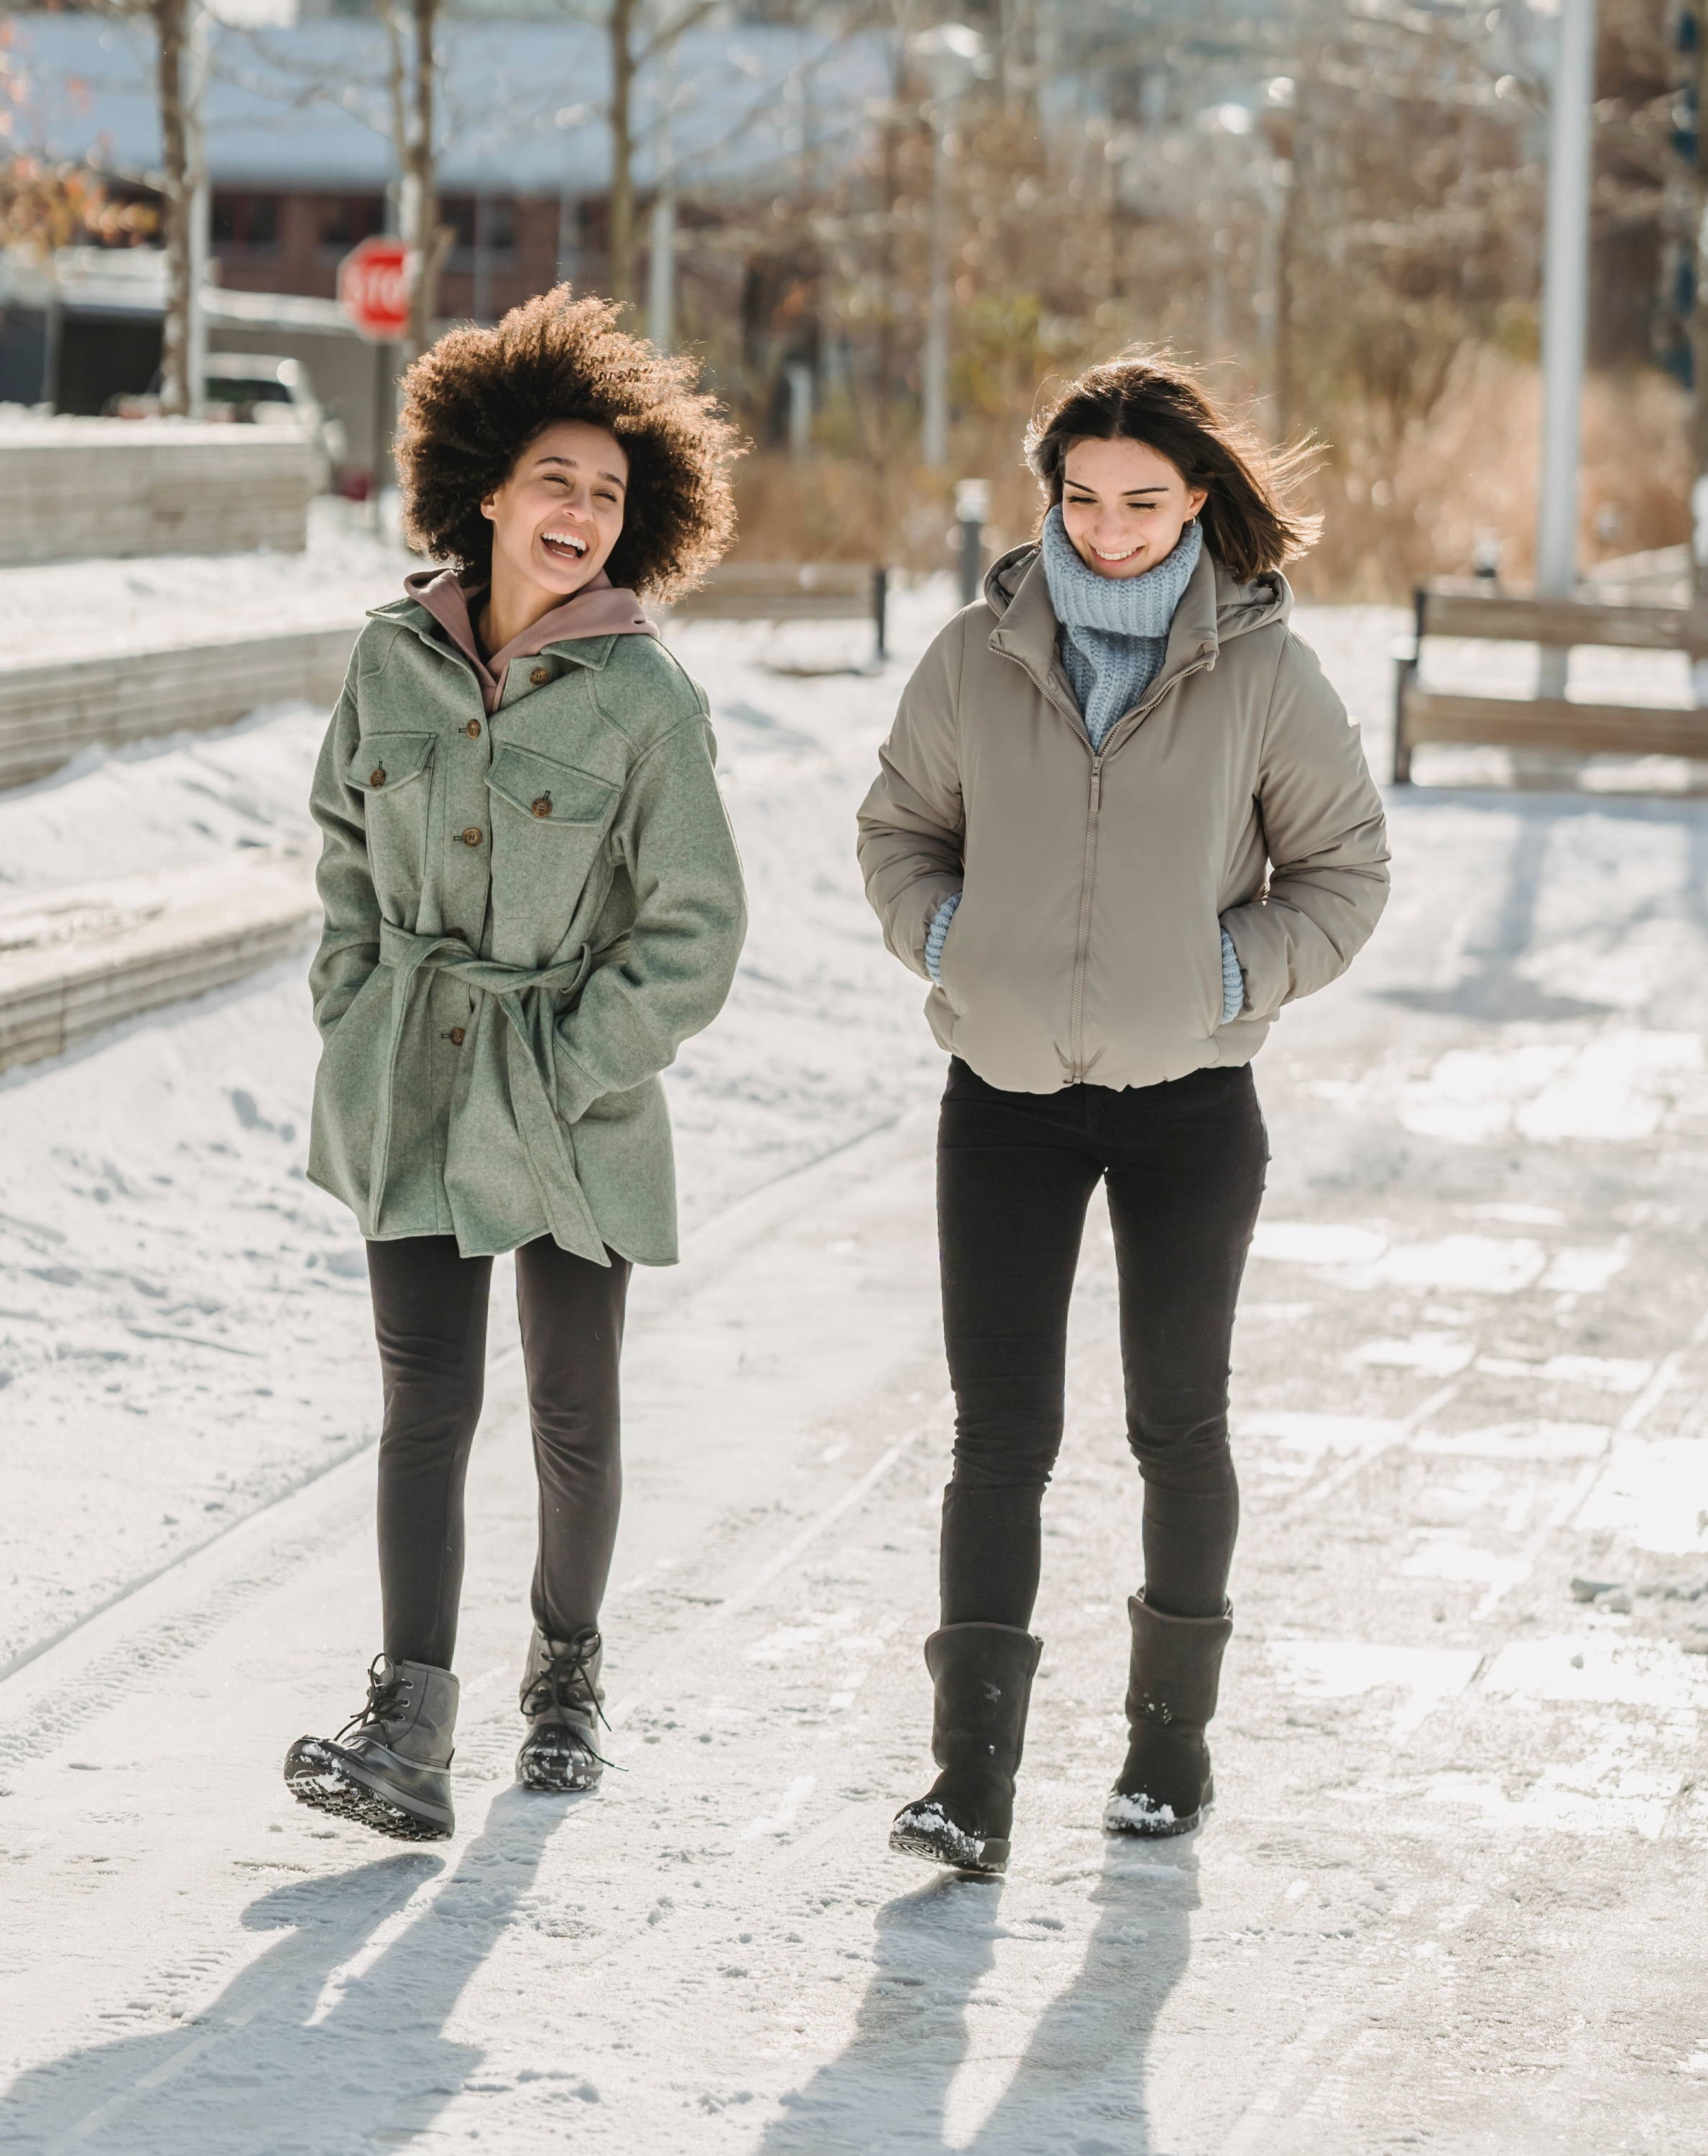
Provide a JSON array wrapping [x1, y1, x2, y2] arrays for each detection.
[[857, 349, 1390, 1876]]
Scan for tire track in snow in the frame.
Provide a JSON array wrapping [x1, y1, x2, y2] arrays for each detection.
[[0, 1109, 911, 1712], [4, 1385, 948, 2147]]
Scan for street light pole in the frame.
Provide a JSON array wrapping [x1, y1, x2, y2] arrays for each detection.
[[921, 93, 954, 469], [914, 24, 982, 472], [1535, 0, 1596, 697]]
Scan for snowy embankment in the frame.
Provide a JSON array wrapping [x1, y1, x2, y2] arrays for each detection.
[[0, 497, 394, 669], [4, 538, 1708, 2149]]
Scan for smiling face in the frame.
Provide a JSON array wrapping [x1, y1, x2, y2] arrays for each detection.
[[1059, 436, 1207, 579], [479, 419, 629, 627]]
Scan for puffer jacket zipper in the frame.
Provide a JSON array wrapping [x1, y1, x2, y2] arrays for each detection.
[[1054, 653, 1217, 1082]]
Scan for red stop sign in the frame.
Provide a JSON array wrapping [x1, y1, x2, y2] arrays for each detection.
[[338, 236, 410, 341]]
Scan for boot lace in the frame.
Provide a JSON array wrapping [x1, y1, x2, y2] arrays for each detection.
[[520, 1631, 616, 1770], [336, 1654, 409, 1741]]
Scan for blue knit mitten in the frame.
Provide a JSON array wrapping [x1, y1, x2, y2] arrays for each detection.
[[925, 893, 963, 985], [1219, 930, 1245, 1024]]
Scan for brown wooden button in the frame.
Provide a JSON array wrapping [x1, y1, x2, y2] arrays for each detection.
[[531, 795, 553, 819], [464, 719, 481, 739], [369, 768, 386, 787], [529, 665, 550, 686], [461, 826, 483, 847], [448, 1026, 466, 1046]]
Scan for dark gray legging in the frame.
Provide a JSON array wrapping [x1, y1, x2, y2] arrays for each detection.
[[366, 1233, 630, 1671], [936, 1056, 1268, 1627]]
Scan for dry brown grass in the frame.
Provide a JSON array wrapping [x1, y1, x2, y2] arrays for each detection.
[[727, 348, 1692, 602], [1296, 348, 1691, 599]]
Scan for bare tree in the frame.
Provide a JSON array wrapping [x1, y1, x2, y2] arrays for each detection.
[[598, 0, 718, 305], [149, 0, 193, 414], [1687, 1, 1708, 599], [392, 0, 443, 360], [223, 4, 446, 360], [1, 24, 151, 258]]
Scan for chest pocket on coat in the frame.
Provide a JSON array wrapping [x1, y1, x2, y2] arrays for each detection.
[[486, 744, 618, 927], [348, 731, 436, 900]]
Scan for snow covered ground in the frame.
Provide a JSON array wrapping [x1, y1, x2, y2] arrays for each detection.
[[4, 537, 1708, 2151], [0, 498, 399, 668]]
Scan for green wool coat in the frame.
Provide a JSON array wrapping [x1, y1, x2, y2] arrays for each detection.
[[305, 594, 748, 1263]]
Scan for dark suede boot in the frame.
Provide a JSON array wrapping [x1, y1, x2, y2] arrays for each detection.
[[890, 1622, 1041, 1876], [1104, 1594, 1232, 1838], [285, 1656, 458, 1841], [516, 1624, 609, 1794]]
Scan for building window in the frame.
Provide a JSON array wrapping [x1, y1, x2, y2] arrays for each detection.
[[315, 196, 385, 253], [440, 195, 517, 271], [211, 193, 280, 251]]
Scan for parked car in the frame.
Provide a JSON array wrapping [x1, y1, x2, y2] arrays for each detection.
[[107, 354, 345, 487]]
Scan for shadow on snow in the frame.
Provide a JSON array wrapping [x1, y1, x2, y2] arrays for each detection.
[[759, 1835, 1200, 2156], [0, 1787, 569, 2154]]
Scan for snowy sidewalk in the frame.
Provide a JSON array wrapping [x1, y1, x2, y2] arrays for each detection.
[[3, 597, 1708, 2150]]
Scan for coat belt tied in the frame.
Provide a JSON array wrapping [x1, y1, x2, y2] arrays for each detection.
[[370, 921, 626, 1265]]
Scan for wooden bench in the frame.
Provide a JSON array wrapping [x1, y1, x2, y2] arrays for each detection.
[[665, 561, 888, 661], [1393, 581, 1708, 783]]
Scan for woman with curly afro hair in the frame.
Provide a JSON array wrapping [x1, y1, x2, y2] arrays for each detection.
[[286, 288, 749, 1841]]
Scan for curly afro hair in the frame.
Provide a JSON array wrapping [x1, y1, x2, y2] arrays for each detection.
[[395, 286, 742, 600]]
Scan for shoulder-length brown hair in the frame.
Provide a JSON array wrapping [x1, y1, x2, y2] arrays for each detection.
[[396, 285, 742, 600], [1025, 349, 1320, 583]]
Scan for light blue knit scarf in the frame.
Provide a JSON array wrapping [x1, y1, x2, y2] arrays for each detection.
[[1039, 505, 1203, 750]]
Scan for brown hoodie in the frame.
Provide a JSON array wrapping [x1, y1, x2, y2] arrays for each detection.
[[405, 566, 655, 715], [857, 540, 1390, 1095]]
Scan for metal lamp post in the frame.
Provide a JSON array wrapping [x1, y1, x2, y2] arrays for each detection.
[[913, 23, 983, 471], [1534, 0, 1596, 699]]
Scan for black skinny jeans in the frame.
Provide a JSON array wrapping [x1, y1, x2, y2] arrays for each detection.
[[366, 1234, 631, 1671], [937, 1056, 1268, 1628]]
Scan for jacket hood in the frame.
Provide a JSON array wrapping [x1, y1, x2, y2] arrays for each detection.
[[983, 539, 1291, 649], [397, 565, 654, 648], [380, 566, 656, 714]]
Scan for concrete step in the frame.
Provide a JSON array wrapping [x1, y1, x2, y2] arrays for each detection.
[[0, 623, 357, 791], [0, 423, 320, 566], [0, 850, 318, 1074]]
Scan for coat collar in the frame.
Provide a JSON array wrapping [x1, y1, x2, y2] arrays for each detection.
[[985, 538, 1291, 689], [370, 568, 656, 712]]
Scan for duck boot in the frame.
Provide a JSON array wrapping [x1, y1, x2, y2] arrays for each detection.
[[516, 1625, 609, 1794], [285, 1655, 458, 1841], [890, 1622, 1042, 1877], [1103, 1594, 1232, 1838]]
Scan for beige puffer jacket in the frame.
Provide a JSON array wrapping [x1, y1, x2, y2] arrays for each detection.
[[856, 540, 1389, 1094]]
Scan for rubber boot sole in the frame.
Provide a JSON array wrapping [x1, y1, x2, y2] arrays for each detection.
[[283, 1737, 453, 1842], [516, 1731, 603, 1795], [1102, 1788, 1214, 1839], [889, 1800, 1009, 1877]]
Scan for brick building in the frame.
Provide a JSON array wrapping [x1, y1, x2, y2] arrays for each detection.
[[1, 11, 880, 466]]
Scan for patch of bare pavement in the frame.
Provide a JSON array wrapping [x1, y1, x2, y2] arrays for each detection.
[[4, 756, 1708, 2147]]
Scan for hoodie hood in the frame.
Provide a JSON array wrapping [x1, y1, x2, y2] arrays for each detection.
[[397, 566, 656, 714]]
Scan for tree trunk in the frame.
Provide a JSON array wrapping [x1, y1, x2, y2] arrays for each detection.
[[1693, 1, 1708, 606], [1272, 88, 1304, 441], [154, 0, 191, 417], [608, 0, 637, 304], [402, 0, 441, 362]]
